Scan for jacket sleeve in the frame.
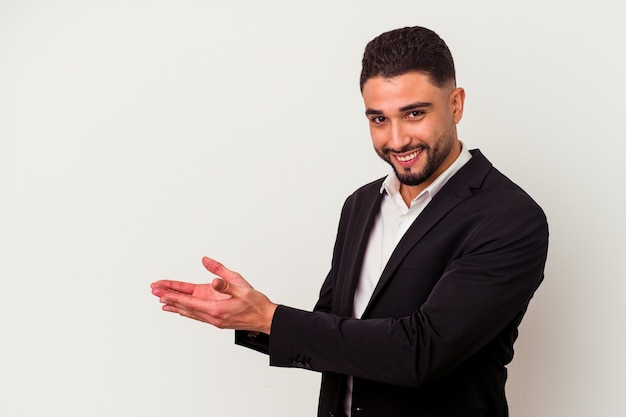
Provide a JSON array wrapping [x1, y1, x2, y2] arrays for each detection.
[[266, 198, 549, 388]]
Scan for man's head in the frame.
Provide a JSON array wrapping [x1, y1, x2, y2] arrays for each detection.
[[360, 27, 464, 202], [360, 26, 456, 91]]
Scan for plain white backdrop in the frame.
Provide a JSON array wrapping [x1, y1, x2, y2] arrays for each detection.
[[1, 1, 624, 416]]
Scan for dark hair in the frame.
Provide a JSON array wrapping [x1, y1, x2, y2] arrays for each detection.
[[360, 26, 456, 90]]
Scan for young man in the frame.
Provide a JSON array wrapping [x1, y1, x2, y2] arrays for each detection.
[[152, 26, 549, 417]]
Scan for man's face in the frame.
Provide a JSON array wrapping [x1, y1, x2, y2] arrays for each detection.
[[362, 72, 465, 199]]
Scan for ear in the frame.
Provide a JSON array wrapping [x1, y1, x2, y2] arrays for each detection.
[[450, 87, 465, 124]]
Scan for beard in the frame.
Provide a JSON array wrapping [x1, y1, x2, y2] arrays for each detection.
[[376, 131, 456, 186]]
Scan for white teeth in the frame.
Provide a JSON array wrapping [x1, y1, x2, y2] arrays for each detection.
[[396, 150, 420, 162]]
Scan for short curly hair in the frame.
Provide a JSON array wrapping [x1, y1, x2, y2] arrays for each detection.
[[360, 26, 456, 91]]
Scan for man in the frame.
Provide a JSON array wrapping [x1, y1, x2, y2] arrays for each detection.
[[151, 26, 549, 417]]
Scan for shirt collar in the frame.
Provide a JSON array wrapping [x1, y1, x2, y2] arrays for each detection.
[[380, 141, 473, 203]]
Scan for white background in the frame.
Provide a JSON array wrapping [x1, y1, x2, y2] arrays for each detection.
[[1, 1, 624, 416]]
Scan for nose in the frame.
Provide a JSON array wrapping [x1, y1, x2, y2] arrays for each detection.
[[388, 121, 411, 151]]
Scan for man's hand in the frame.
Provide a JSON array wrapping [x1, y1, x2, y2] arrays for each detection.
[[151, 257, 277, 334]]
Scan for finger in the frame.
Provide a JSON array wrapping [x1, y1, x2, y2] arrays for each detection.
[[151, 286, 192, 298], [151, 286, 171, 297], [160, 291, 194, 309], [162, 303, 197, 321], [151, 280, 197, 295], [160, 295, 201, 321], [162, 292, 223, 320], [202, 257, 254, 289], [202, 257, 241, 281], [162, 302, 228, 329]]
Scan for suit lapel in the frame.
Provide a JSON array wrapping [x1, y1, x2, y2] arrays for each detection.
[[336, 181, 384, 317], [363, 150, 492, 315]]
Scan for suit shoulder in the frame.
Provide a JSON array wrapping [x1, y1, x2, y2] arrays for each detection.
[[337, 177, 385, 222], [464, 151, 544, 212], [466, 167, 549, 236], [485, 167, 544, 209], [345, 177, 385, 202]]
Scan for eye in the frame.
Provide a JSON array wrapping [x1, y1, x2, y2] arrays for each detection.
[[406, 110, 424, 119], [370, 116, 387, 124]]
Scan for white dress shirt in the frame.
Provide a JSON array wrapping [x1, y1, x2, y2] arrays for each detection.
[[344, 142, 472, 416]]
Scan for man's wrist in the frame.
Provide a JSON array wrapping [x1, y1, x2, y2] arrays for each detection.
[[262, 303, 278, 335]]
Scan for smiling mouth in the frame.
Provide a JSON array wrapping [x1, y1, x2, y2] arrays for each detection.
[[395, 149, 422, 162]]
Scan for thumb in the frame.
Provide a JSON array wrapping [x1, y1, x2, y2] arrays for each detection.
[[202, 256, 252, 288], [202, 256, 238, 281]]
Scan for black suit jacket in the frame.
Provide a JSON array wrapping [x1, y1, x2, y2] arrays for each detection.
[[237, 150, 549, 417]]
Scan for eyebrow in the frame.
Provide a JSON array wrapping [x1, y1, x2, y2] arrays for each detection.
[[365, 101, 433, 116]]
